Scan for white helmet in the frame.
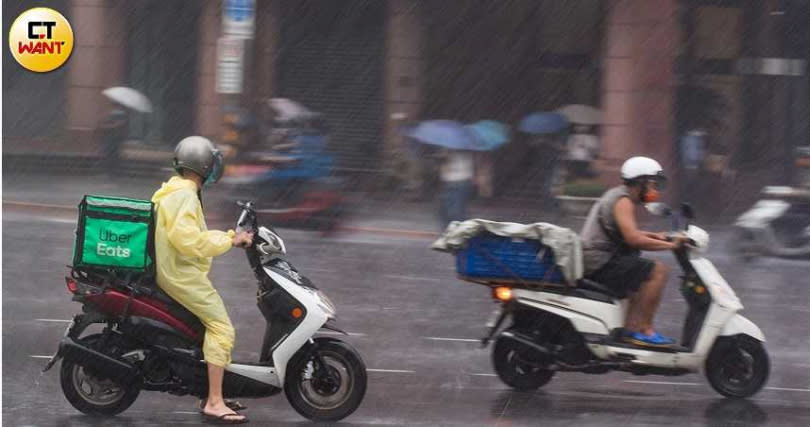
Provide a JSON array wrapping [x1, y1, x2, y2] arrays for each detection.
[[621, 156, 665, 181]]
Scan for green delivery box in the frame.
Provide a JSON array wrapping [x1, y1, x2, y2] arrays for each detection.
[[73, 195, 155, 272]]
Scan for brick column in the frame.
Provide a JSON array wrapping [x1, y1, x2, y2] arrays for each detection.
[[251, 0, 280, 106], [65, 0, 125, 154], [600, 0, 680, 187], [195, 0, 222, 140], [383, 0, 424, 151]]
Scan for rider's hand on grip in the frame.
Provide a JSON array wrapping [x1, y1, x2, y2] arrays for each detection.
[[232, 231, 254, 248]]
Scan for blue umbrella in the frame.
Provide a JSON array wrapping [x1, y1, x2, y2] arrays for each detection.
[[518, 112, 569, 135], [408, 120, 486, 151], [465, 120, 510, 150]]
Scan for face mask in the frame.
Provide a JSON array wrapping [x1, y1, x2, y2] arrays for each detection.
[[642, 188, 661, 203], [641, 180, 662, 203]]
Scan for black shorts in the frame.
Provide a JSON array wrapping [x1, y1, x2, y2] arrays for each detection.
[[587, 255, 655, 297]]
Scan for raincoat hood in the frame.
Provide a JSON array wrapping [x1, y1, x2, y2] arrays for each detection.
[[152, 176, 198, 203]]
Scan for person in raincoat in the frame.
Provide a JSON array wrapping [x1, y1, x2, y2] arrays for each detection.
[[152, 136, 253, 424], [100, 102, 128, 177]]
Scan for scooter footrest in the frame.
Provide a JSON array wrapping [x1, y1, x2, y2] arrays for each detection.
[[606, 341, 687, 353]]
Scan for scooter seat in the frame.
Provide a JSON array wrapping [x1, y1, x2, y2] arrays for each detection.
[[576, 278, 624, 299], [139, 284, 205, 336]]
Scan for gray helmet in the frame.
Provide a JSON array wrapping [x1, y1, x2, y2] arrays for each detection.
[[173, 136, 224, 185]]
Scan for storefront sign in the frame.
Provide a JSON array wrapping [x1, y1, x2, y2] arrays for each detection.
[[222, 0, 255, 39], [216, 37, 245, 94]]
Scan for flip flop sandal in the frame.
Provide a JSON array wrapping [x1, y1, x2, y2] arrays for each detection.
[[202, 411, 248, 425], [199, 399, 248, 412]]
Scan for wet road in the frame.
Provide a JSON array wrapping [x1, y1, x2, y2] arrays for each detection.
[[3, 210, 810, 426]]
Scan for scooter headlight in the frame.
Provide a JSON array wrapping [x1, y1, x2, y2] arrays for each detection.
[[315, 290, 337, 317]]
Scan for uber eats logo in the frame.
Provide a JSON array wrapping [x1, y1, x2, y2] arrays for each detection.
[[97, 229, 132, 258]]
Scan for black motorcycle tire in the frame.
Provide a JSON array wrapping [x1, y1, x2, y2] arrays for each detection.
[[728, 228, 760, 263], [285, 339, 367, 421], [492, 334, 555, 391], [59, 334, 140, 416], [705, 336, 769, 398]]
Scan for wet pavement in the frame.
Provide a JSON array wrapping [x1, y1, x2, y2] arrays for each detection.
[[3, 178, 810, 426]]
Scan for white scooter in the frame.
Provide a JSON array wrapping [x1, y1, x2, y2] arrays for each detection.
[[46, 201, 367, 421], [731, 186, 810, 260], [479, 204, 769, 398]]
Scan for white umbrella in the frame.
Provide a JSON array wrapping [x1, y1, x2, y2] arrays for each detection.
[[555, 104, 601, 125], [102, 86, 153, 113], [268, 98, 313, 121]]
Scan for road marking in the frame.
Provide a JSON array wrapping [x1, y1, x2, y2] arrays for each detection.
[[384, 274, 442, 283], [30, 355, 53, 359], [766, 387, 810, 392], [470, 373, 497, 377], [625, 380, 810, 393], [172, 411, 200, 415], [624, 380, 701, 386], [366, 369, 415, 374], [424, 337, 480, 343], [35, 319, 72, 323]]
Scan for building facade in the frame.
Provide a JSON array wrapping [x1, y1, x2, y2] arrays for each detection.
[[4, 0, 808, 192]]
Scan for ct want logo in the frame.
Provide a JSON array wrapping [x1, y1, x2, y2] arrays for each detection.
[[9, 7, 74, 72]]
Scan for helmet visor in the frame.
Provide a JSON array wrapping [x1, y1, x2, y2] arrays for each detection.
[[205, 150, 224, 185], [646, 172, 667, 191]]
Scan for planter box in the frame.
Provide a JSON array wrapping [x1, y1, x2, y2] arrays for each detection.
[[556, 195, 598, 218]]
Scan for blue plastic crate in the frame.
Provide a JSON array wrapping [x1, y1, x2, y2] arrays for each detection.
[[456, 233, 563, 283]]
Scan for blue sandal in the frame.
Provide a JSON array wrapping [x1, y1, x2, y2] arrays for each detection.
[[623, 331, 676, 347]]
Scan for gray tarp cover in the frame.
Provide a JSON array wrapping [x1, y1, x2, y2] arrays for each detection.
[[431, 219, 583, 285]]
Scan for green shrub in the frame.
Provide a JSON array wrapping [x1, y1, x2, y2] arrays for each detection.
[[563, 179, 606, 197]]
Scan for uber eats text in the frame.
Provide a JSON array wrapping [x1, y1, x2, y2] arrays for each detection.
[[96, 229, 132, 258]]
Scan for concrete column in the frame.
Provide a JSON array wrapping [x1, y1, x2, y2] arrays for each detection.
[[195, 0, 223, 140], [383, 0, 424, 151], [600, 0, 680, 186], [64, 0, 125, 154], [251, 0, 280, 107]]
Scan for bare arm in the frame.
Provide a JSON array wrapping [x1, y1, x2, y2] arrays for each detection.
[[614, 198, 677, 251]]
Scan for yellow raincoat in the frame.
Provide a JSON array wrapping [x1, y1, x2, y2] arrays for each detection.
[[152, 176, 236, 367]]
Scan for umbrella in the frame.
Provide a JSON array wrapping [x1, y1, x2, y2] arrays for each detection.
[[465, 120, 510, 150], [102, 87, 153, 113], [408, 120, 487, 151], [555, 104, 601, 125], [268, 98, 315, 122], [518, 112, 568, 134]]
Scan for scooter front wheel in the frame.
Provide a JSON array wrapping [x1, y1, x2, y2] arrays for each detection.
[[705, 336, 769, 398], [492, 334, 555, 391], [285, 338, 367, 421]]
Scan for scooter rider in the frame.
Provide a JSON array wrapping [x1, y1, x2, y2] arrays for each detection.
[[152, 136, 253, 424], [580, 156, 687, 347]]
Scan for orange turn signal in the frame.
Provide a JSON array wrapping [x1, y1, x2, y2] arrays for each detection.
[[291, 307, 303, 318], [493, 286, 513, 302], [694, 286, 706, 295]]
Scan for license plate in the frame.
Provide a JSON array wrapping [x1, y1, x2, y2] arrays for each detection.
[[485, 307, 502, 328]]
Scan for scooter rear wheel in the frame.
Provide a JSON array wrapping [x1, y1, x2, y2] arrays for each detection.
[[59, 334, 140, 415], [492, 334, 555, 391], [705, 336, 769, 398]]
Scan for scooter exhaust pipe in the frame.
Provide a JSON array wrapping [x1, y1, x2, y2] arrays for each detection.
[[58, 337, 138, 385], [499, 331, 555, 356]]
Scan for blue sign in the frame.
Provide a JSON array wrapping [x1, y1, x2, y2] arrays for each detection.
[[225, 0, 253, 22]]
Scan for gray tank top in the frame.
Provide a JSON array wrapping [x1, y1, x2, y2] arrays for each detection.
[[580, 185, 638, 274]]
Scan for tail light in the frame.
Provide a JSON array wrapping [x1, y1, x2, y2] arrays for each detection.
[[65, 277, 78, 294], [492, 286, 513, 302]]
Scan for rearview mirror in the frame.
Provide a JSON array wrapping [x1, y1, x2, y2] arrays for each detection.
[[645, 202, 672, 217]]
